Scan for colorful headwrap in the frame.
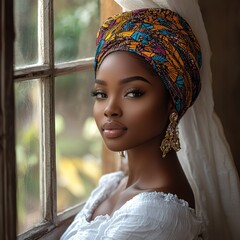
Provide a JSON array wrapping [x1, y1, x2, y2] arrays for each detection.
[[94, 8, 202, 118]]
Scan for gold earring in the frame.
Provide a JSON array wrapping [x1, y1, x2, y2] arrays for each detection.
[[160, 112, 181, 158]]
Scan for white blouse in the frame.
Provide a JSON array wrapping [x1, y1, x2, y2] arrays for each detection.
[[61, 171, 206, 240]]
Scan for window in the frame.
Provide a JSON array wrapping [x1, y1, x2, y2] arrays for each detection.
[[14, 0, 102, 238]]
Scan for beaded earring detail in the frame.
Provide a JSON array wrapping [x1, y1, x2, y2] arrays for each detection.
[[160, 112, 181, 158]]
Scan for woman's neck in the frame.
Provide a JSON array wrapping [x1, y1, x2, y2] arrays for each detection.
[[125, 144, 179, 189]]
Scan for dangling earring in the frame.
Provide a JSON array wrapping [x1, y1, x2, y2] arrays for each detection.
[[160, 112, 181, 158]]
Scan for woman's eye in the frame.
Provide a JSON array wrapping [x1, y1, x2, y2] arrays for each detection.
[[125, 89, 145, 98], [91, 90, 107, 99]]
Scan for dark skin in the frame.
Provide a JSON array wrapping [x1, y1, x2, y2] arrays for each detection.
[[91, 51, 195, 221]]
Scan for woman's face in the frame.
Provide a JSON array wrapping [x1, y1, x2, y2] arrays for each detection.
[[93, 51, 171, 152]]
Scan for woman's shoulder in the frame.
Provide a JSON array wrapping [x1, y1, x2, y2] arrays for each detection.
[[133, 191, 190, 208], [117, 191, 198, 219], [104, 191, 205, 239]]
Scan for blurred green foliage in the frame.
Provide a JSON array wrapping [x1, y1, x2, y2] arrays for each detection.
[[54, 0, 99, 61], [14, 0, 38, 66]]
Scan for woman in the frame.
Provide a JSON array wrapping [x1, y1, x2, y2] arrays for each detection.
[[61, 0, 240, 239]]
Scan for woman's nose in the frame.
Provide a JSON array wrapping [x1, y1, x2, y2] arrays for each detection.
[[104, 99, 122, 117]]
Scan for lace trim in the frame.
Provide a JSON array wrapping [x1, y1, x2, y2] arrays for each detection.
[[138, 191, 191, 207]]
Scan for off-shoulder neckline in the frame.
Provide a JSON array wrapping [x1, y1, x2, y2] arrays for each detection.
[[85, 172, 196, 223], [86, 191, 195, 223]]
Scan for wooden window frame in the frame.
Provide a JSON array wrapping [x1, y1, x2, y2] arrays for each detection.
[[15, 1, 95, 239], [0, 0, 16, 239]]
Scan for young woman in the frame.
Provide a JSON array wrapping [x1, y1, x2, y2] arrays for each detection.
[[61, 0, 240, 239]]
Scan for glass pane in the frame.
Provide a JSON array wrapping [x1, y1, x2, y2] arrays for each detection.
[[54, 0, 99, 63], [14, 0, 38, 67], [56, 71, 102, 212], [15, 80, 42, 234]]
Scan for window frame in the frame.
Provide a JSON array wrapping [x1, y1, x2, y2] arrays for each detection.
[[0, 0, 16, 239], [15, 0, 96, 239]]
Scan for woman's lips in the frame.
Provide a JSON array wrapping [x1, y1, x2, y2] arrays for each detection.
[[102, 121, 127, 139]]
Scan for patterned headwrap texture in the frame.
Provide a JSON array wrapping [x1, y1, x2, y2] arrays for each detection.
[[94, 8, 202, 118]]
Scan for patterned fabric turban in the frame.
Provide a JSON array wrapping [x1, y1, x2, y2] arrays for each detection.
[[94, 8, 202, 118]]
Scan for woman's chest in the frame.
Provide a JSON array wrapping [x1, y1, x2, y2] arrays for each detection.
[[90, 183, 142, 221]]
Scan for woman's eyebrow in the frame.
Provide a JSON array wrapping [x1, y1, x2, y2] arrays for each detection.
[[95, 76, 152, 85], [119, 76, 152, 85], [95, 79, 106, 85]]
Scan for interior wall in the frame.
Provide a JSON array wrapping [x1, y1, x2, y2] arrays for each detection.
[[100, 0, 121, 23], [199, 0, 240, 174]]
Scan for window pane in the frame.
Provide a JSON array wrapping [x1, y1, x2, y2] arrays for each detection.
[[15, 80, 42, 234], [14, 0, 38, 67], [54, 0, 99, 63], [55, 71, 102, 212]]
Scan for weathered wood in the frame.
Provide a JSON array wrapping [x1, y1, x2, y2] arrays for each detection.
[[54, 58, 93, 76], [0, 0, 16, 239], [39, 0, 57, 224], [14, 59, 93, 82], [15, 65, 51, 81], [18, 203, 84, 240]]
